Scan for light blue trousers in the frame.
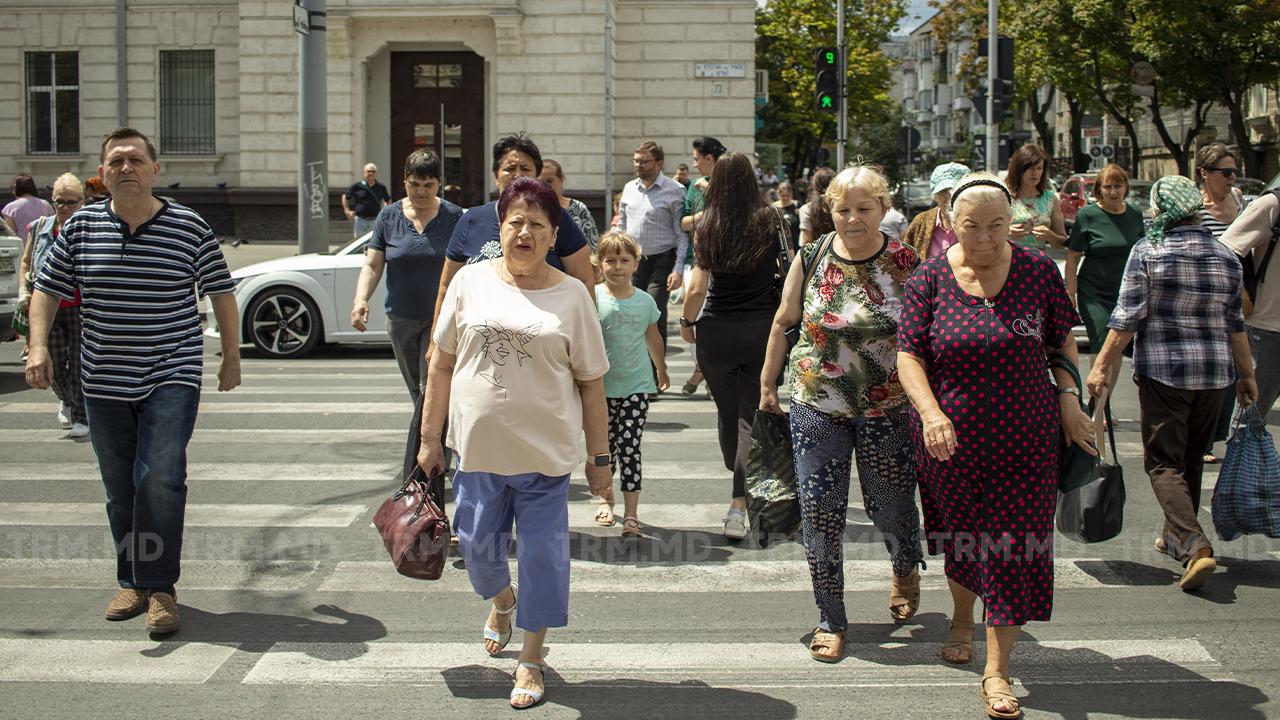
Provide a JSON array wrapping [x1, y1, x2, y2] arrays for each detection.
[[452, 470, 571, 633]]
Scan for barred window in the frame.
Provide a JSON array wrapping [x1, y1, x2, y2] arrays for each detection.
[[160, 50, 215, 155], [25, 52, 80, 155]]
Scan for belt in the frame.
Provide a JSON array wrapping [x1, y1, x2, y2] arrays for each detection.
[[640, 247, 677, 261]]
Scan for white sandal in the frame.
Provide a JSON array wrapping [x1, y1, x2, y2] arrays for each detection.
[[510, 662, 548, 709], [483, 584, 517, 656]]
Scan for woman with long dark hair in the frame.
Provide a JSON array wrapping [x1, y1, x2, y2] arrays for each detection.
[[799, 167, 836, 246], [1004, 143, 1067, 250], [679, 151, 784, 539]]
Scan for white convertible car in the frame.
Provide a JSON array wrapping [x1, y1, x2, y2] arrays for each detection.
[[205, 233, 389, 358]]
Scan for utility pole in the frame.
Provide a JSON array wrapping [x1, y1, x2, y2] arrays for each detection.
[[297, 0, 329, 255], [836, 0, 846, 170], [986, 0, 997, 172], [604, 0, 612, 218]]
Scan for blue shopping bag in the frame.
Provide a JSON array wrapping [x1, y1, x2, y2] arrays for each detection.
[[1211, 406, 1280, 541]]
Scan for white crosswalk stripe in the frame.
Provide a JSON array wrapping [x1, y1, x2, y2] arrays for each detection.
[[0, 503, 367, 527], [0, 637, 1231, 686]]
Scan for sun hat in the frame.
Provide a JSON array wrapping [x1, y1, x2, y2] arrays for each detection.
[[930, 163, 972, 195]]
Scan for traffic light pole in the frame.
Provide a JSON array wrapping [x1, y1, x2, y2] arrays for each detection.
[[986, 0, 997, 172], [836, 0, 846, 171]]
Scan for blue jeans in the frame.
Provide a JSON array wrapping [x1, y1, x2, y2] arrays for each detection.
[[85, 383, 200, 589], [1233, 325, 1280, 435], [353, 216, 377, 238]]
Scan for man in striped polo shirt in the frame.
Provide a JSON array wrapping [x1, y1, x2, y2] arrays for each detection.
[[25, 127, 242, 635]]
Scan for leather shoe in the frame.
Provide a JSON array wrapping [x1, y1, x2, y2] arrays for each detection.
[[105, 588, 150, 621]]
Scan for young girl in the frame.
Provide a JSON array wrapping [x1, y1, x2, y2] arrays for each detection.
[[594, 231, 670, 537]]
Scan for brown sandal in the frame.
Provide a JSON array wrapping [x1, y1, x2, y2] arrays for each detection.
[[981, 672, 1021, 719], [941, 619, 975, 664], [809, 629, 845, 663], [889, 569, 920, 621]]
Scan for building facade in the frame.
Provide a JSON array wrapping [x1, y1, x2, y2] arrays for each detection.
[[1, 0, 756, 238]]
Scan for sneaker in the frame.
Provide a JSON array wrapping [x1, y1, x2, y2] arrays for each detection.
[[146, 591, 180, 633], [57, 402, 71, 429], [723, 509, 748, 540], [69, 423, 89, 439], [105, 588, 151, 621]]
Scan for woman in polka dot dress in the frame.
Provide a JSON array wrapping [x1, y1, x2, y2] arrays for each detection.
[[896, 173, 1096, 720]]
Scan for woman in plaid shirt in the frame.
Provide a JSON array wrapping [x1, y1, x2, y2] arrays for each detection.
[[1086, 174, 1258, 593]]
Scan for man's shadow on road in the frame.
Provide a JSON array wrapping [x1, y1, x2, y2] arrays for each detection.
[[139, 601, 386, 658]]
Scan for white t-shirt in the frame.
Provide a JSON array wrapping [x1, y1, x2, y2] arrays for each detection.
[[879, 207, 908, 240], [433, 260, 610, 476]]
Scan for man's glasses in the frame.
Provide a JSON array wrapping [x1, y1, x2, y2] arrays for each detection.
[[1206, 167, 1239, 178], [632, 158, 655, 166], [52, 199, 82, 208]]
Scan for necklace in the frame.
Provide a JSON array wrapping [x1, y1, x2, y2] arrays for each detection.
[[500, 259, 551, 289]]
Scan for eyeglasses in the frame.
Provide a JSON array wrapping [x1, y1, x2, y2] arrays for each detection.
[[52, 199, 82, 208], [632, 158, 655, 166], [1206, 167, 1239, 178]]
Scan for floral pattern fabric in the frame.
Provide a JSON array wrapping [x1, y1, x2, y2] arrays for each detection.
[[1011, 189, 1058, 249], [788, 234, 919, 417]]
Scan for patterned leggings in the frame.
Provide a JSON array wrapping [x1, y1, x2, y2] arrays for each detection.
[[607, 393, 649, 493], [791, 403, 923, 633]]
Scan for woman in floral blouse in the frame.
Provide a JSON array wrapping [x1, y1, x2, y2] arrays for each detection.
[[760, 165, 925, 663]]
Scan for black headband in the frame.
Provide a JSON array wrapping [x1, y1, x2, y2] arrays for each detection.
[[949, 179, 1013, 208]]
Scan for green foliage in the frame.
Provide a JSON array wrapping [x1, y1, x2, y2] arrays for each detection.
[[755, 0, 908, 169], [848, 105, 911, 186]]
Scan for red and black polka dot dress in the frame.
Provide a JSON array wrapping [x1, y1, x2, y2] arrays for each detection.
[[897, 243, 1080, 626]]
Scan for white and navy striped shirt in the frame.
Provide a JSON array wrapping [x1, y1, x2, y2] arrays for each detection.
[[33, 199, 235, 401]]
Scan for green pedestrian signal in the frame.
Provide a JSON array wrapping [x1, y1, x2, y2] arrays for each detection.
[[814, 47, 839, 114]]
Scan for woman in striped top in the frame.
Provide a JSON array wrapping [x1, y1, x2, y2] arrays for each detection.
[[1196, 142, 1246, 464]]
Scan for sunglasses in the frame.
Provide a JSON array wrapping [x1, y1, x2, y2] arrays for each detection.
[[1205, 167, 1239, 178]]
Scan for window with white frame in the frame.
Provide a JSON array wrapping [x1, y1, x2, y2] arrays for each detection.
[[25, 52, 79, 155], [159, 50, 216, 155]]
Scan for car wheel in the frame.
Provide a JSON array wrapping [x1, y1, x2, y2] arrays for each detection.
[[246, 287, 322, 358]]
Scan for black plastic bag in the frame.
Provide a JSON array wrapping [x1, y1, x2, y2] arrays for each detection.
[[745, 410, 801, 543], [1057, 401, 1125, 543]]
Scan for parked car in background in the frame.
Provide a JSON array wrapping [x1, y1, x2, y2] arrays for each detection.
[[1237, 177, 1267, 207], [895, 181, 934, 221], [1127, 179, 1154, 228], [205, 233, 388, 358], [1058, 173, 1097, 228], [0, 230, 20, 343]]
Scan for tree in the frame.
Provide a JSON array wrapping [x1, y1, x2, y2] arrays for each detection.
[[756, 0, 908, 172], [1132, 0, 1280, 178]]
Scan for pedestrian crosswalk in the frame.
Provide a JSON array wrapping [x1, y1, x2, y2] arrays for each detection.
[[0, 334, 1271, 715]]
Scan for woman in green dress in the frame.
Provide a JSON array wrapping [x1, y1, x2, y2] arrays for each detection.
[[1064, 163, 1145, 393]]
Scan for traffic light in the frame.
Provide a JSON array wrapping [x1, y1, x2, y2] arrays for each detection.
[[975, 36, 1015, 123], [814, 47, 839, 114]]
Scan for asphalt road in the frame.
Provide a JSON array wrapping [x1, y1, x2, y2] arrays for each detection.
[[0, 291, 1278, 719]]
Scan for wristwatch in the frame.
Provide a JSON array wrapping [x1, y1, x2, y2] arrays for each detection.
[[1057, 386, 1081, 397], [592, 454, 611, 467], [679, 317, 697, 328]]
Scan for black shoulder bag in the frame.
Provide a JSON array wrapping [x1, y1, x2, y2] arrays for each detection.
[[782, 232, 835, 349]]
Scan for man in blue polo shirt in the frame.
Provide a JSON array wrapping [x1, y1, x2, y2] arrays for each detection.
[[25, 127, 242, 635]]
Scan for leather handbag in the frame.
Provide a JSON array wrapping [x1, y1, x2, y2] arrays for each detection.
[[1047, 355, 1101, 494], [373, 466, 450, 580], [1057, 399, 1126, 543]]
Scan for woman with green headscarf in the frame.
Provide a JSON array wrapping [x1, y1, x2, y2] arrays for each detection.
[[1086, 175, 1258, 594]]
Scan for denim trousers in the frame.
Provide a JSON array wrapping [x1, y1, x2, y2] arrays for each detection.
[[353, 216, 377, 238], [85, 383, 200, 589], [1232, 325, 1280, 435]]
